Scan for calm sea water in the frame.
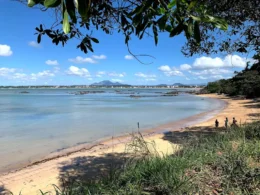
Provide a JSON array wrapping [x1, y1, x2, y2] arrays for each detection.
[[0, 88, 224, 172]]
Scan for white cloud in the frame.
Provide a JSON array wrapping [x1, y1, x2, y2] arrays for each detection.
[[95, 71, 126, 78], [223, 55, 254, 68], [0, 67, 55, 81], [92, 55, 107, 60], [45, 60, 59, 66], [211, 75, 224, 79], [96, 71, 106, 77], [158, 65, 184, 77], [190, 69, 233, 76], [108, 72, 126, 77], [193, 55, 252, 69], [180, 64, 192, 71], [135, 72, 156, 78], [66, 66, 91, 77], [198, 75, 228, 80], [68, 56, 97, 64], [111, 79, 123, 82], [31, 70, 55, 80], [0, 44, 13, 56], [125, 55, 134, 60], [158, 65, 171, 72], [28, 41, 40, 48], [145, 78, 156, 81], [0, 67, 16, 77], [13, 73, 28, 80], [165, 70, 184, 76], [198, 76, 207, 80]]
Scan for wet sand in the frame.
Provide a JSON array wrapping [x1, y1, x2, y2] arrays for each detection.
[[0, 94, 259, 195]]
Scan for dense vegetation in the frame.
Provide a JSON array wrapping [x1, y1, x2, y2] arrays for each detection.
[[182, 0, 259, 56], [20, 0, 229, 56], [205, 54, 260, 98], [11, 122, 259, 195]]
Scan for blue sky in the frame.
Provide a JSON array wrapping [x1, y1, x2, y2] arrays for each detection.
[[0, 0, 254, 86]]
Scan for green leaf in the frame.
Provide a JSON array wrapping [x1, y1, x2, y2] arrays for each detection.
[[188, 0, 197, 11], [190, 15, 201, 22], [193, 21, 201, 43], [28, 0, 42, 7], [63, 10, 70, 34], [168, 0, 176, 9], [185, 20, 193, 39], [28, 0, 36, 7], [158, 7, 166, 14], [77, 0, 91, 19], [66, 0, 77, 23], [170, 23, 184, 37], [44, 0, 61, 8], [165, 25, 172, 32], [91, 37, 99, 43], [157, 15, 168, 30], [214, 18, 228, 31]]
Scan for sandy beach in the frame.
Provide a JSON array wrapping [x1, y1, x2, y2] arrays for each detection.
[[0, 94, 259, 195]]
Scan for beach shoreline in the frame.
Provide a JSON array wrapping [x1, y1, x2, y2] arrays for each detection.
[[0, 95, 226, 175], [0, 94, 259, 195]]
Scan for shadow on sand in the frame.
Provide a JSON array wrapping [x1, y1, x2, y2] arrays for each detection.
[[162, 126, 226, 145], [0, 185, 9, 195], [58, 126, 228, 188], [58, 152, 130, 187]]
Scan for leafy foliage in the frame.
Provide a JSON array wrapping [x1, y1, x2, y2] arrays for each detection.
[[24, 0, 228, 54], [182, 0, 260, 56], [205, 54, 260, 98]]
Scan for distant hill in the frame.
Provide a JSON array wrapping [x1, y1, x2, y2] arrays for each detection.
[[90, 80, 131, 86], [172, 83, 187, 86]]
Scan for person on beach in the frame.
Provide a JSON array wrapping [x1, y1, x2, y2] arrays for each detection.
[[215, 119, 219, 128], [231, 117, 238, 127], [225, 117, 228, 129]]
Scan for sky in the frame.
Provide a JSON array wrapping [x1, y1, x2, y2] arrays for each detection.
[[0, 0, 255, 86]]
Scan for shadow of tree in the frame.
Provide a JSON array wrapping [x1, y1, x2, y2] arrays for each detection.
[[243, 104, 260, 109], [162, 126, 226, 145], [58, 152, 130, 187], [239, 99, 260, 108], [0, 185, 9, 195], [248, 113, 260, 120]]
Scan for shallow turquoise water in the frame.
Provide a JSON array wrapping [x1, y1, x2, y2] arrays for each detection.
[[0, 88, 224, 172]]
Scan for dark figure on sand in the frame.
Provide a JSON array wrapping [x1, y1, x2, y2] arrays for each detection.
[[225, 117, 228, 128], [231, 117, 238, 127], [215, 119, 219, 128]]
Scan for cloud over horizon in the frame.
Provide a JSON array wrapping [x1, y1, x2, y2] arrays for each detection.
[[45, 60, 59, 66], [92, 55, 107, 60], [158, 65, 184, 77], [68, 56, 97, 64], [66, 66, 91, 77]]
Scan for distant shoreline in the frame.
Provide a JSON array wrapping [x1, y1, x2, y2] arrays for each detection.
[[0, 86, 203, 89]]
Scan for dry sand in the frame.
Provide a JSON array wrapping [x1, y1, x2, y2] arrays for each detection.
[[0, 94, 259, 195]]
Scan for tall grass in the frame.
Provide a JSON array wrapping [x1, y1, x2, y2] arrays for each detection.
[[8, 122, 260, 195]]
